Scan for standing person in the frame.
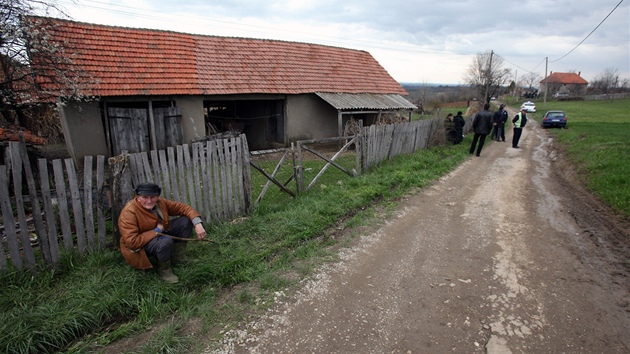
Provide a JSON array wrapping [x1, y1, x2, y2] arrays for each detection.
[[469, 103, 493, 156], [512, 108, 528, 148], [453, 111, 466, 145], [118, 182, 207, 284], [492, 104, 509, 142], [446, 113, 458, 144]]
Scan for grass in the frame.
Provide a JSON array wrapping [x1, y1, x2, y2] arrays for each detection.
[[1, 97, 628, 353], [513, 97, 630, 217]]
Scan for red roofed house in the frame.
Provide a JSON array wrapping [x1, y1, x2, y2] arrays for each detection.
[[539, 71, 589, 96], [27, 17, 415, 164]]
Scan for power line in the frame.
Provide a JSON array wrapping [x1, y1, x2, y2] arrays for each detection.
[[550, 0, 625, 63]]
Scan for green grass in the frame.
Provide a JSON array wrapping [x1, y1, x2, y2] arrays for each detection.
[[522, 98, 630, 217]]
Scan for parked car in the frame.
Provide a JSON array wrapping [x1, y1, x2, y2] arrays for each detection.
[[553, 92, 569, 99], [541, 110, 567, 128], [520, 101, 536, 113]]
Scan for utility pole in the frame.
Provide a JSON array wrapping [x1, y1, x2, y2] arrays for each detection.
[[483, 50, 494, 104], [543, 57, 548, 108], [512, 70, 518, 98]]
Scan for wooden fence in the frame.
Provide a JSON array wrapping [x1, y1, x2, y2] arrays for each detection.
[[0, 135, 251, 273], [0, 117, 465, 273]]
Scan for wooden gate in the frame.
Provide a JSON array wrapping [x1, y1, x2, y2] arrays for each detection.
[[153, 107, 183, 150], [108, 106, 183, 155], [108, 107, 149, 155]]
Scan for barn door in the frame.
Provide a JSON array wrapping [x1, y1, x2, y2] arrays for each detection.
[[108, 107, 149, 155], [153, 107, 183, 151]]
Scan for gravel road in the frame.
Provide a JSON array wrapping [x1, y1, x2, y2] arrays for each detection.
[[206, 109, 630, 353]]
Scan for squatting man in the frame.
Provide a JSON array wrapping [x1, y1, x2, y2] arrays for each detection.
[[118, 183, 207, 283]]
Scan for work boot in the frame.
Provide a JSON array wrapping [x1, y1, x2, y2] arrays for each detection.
[[171, 242, 189, 265], [156, 261, 179, 284]]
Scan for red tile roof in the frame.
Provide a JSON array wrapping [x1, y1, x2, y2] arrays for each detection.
[[31, 17, 407, 97], [540, 71, 588, 85]]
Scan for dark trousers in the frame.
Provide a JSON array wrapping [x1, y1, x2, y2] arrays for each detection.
[[495, 126, 505, 141], [469, 133, 487, 156], [144, 217, 193, 262], [512, 128, 523, 148]]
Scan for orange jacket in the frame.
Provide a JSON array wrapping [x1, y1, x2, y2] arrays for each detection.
[[118, 197, 200, 269]]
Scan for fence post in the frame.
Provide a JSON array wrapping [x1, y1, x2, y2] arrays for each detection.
[[109, 152, 133, 247]]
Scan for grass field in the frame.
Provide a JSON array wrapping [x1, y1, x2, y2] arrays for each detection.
[[517, 98, 630, 217]]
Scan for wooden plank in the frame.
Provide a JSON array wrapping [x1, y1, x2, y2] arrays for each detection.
[[240, 136, 252, 213], [158, 150, 171, 198], [53, 159, 73, 251], [192, 143, 203, 213], [167, 147, 180, 201], [83, 156, 95, 250], [198, 143, 212, 222], [150, 150, 161, 185], [140, 152, 153, 183], [131, 108, 149, 153], [0, 165, 19, 270], [256, 149, 289, 203], [183, 144, 196, 212], [303, 138, 356, 191], [17, 140, 49, 265], [65, 159, 87, 254], [210, 141, 222, 220], [216, 139, 229, 219], [96, 155, 107, 250], [176, 145, 187, 204], [38, 159, 60, 263], [9, 143, 34, 268], [228, 138, 240, 215], [128, 153, 140, 186], [224, 139, 235, 216]]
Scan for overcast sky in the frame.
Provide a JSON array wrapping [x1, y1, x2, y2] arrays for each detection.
[[47, 0, 629, 85]]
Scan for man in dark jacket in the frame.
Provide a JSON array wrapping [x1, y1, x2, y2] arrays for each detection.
[[491, 104, 508, 142], [453, 111, 466, 144], [469, 103, 493, 156]]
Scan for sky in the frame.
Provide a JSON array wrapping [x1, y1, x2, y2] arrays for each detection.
[[43, 0, 630, 86]]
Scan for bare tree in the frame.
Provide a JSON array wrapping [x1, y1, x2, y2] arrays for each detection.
[[521, 72, 541, 92], [1, 0, 88, 127], [463, 50, 512, 104], [589, 67, 621, 94]]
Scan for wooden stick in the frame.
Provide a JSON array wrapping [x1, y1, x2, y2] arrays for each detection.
[[157, 232, 214, 243]]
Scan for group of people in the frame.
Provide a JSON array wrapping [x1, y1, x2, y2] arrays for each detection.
[[446, 103, 528, 157]]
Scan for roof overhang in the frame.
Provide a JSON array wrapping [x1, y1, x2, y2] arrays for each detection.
[[315, 92, 417, 111]]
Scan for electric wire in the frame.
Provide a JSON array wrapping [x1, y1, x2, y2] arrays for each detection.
[[550, 0, 625, 63]]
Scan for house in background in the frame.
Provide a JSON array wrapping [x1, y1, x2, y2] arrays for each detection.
[[29, 17, 415, 165], [539, 71, 589, 97]]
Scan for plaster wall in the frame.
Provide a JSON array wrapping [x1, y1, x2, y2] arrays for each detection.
[[174, 96, 206, 142], [59, 100, 108, 166], [285, 94, 337, 142]]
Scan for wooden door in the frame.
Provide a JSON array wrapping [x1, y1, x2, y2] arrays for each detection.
[[108, 107, 149, 155]]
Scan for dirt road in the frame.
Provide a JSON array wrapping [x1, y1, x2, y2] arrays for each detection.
[[206, 109, 630, 353]]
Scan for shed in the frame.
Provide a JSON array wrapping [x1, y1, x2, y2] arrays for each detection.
[[28, 17, 416, 164]]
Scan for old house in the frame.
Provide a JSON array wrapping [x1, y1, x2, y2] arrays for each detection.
[[539, 71, 589, 96], [29, 17, 415, 165]]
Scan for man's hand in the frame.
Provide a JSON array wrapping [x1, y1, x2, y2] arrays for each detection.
[[194, 223, 207, 239]]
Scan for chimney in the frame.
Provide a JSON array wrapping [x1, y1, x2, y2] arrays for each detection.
[[578, 71, 581, 76]]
